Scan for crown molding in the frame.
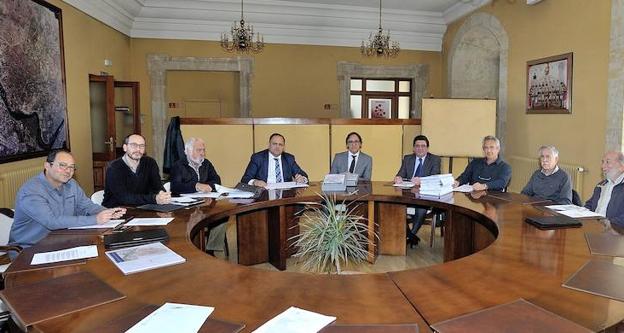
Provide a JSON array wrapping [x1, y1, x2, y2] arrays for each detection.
[[443, 0, 492, 24], [61, 0, 482, 51]]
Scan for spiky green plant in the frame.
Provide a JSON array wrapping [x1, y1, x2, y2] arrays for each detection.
[[289, 193, 376, 274]]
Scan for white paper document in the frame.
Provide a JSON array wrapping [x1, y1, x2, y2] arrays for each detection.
[[31, 245, 98, 265], [545, 205, 603, 218], [180, 192, 221, 198], [125, 302, 214, 333], [453, 184, 474, 193], [253, 306, 336, 333], [393, 182, 415, 188], [105, 242, 186, 275], [69, 219, 124, 229], [170, 197, 201, 204], [125, 218, 174, 226], [265, 182, 309, 190]]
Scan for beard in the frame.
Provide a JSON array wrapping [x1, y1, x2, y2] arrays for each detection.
[[127, 151, 142, 161]]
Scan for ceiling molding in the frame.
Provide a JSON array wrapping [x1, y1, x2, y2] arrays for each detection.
[[61, 0, 483, 51]]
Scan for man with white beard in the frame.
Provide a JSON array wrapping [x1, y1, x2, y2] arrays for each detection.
[[585, 151, 624, 229], [170, 137, 221, 194]]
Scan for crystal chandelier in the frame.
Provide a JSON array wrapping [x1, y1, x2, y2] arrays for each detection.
[[221, 0, 264, 54], [361, 0, 400, 58]]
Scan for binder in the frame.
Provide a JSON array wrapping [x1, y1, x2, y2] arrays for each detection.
[[104, 228, 169, 250]]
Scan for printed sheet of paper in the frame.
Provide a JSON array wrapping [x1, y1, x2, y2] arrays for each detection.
[[69, 219, 124, 229], [452, 184, 474, 193], [253, 306, 336, 333], [264, 182, 309, 190], [31, 245, 98, 265], [124, 218, 174, 226], [126, 302, 214, 333], [180, 192, 222, 198], [545, 205, 603, 218]]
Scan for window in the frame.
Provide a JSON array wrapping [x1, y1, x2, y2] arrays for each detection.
[[349, 78, 412, 119]]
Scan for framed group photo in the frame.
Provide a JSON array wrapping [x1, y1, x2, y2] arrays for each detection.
[[526, 52, 573, 114]]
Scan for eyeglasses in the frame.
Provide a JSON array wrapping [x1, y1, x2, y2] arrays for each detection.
[[52, 162, 77, 171], [347, 140, 361, 144], [127, 143, 146, 149]]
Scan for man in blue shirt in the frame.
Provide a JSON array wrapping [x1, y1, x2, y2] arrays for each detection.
[[10, 150, 126, 250], [454, 135, 512, 191]]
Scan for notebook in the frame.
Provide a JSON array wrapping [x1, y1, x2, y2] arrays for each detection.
[[524, 215, 582, 229], [104, 228, 169, 250]]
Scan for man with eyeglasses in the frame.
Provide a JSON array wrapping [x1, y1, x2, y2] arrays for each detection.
[[454, 135, 512, 192], [103, 134, 171, 207], [241, 133, 308, 187], [394, 135, 442, 246], [330, 132, 372, 180], [9, 150, 126, 251], [585, 151, 624, 229], [521, 145, 572, 204]]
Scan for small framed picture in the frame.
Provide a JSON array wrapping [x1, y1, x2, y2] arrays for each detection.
[[368, 98, 391, 119], [526, 52, 573, 114]]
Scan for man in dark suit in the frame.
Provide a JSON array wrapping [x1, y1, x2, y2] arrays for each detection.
[[394, 135, 442, 245], [241, 133, 308, 187]]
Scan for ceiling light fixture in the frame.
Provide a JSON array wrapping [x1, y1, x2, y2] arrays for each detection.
[[360, 0, 400, 58], [220, 0, 264, 54]]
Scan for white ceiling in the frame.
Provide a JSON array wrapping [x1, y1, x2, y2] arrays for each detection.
[[62, 0, 493, 51]]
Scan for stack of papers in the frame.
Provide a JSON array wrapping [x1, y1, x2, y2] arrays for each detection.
[[545, 205, 603, 218], [126, 303, 214, 333], [253, 306, 336, 333], [31, 245, 98, 265], [393, 182, 415, 188], [419, 174, 455, 196], [322, 174, 346, 192], [105, 242, 186, 275]]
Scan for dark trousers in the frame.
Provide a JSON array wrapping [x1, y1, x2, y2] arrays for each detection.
[[409, 207, 427, 236]]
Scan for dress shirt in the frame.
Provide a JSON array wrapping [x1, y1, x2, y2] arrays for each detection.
[[348, 152, 360, 173], [456, 156, 512, 191], [596, 172, 624, 216], [412, 155, 426, 178], [10, 172, 104, 249], [249, 152, 285, 185]]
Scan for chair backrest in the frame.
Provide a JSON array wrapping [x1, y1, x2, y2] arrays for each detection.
[[0, 209, 14, 246], [91, 190, 105, 205], [163, 182, 171, 192], [572, 190, 583, 206]]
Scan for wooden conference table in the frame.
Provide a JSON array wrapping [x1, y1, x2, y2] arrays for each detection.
[[3, 182, 623, 332]]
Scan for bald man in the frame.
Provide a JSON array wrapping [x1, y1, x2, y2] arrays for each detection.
[[585, 151, 624, 228]]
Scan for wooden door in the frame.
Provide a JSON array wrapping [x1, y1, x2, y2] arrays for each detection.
[[89, 74, 115, 192]]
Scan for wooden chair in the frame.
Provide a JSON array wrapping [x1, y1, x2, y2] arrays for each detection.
[[0, 208, 22, 324]]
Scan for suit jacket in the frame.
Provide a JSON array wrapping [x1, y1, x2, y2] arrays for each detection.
[[170, 158, 221, 194], [396, 153, 441, 179], [584, 178, 624, 227], [330, 151, 372, 180], [241, 149, 308, 184]]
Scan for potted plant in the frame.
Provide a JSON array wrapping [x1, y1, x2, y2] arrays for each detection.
[[289, 193, 376, 274]]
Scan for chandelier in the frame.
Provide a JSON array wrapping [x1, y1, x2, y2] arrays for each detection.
[[361, 0, 400, 58], [221, 0, 264, 54]]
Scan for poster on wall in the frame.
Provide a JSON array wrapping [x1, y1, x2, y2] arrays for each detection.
[[368, 99, 391, 119], [526, 52, 572, 114], [0, 0, 69, 163]]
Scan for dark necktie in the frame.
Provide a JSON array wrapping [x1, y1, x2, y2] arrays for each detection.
[[274, 158, 282, 183], [413, 158, 423, 178], [349, 155, 356, 173]]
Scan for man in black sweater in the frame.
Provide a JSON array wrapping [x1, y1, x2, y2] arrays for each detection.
[[170, 137, 221, 194], [102, 134, 171, 208]]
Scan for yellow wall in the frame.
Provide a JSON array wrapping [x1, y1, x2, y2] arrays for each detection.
[[443, 0, 612, 199], [167, 71, 240, 118], [0, 0, 131, 198], [130, 39, 442, 150]]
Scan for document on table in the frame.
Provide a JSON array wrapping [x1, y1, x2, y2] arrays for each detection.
[[125, 218, 174, 226], [264, 182, 309, 190], [180, 192, 221, 198], [545, 205, 603, 218], [393, 182, 415, 188], [31, 245, 98, 265], [126, 302, 214, 333], [69, 219, 124, 229], [105, 242, 186, 275], [253, 306, 336, 333], [453, 184, 474, 192]]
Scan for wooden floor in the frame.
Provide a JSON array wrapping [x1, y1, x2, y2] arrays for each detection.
[[213, 217, 444, 273]]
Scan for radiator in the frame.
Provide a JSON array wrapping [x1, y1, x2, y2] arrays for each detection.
[[0, 164, 42, 208], [507, 155, 584, 195]]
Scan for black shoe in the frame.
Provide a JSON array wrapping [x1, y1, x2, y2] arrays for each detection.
[[407, 233, 420, 248], [206, 250, 215, 256]]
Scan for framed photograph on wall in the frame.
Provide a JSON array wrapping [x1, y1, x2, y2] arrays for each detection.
[[526, 52, 573, 114], [368, 98, 391, 119], [0, 0, 69, 163]]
